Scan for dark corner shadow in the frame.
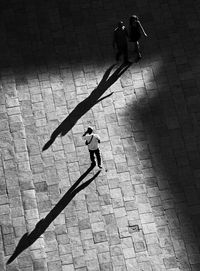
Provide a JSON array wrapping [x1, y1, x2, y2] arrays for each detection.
[[42, 62, 132, 151], [127, 80, 200, 248], [7, 166, 101, 265]]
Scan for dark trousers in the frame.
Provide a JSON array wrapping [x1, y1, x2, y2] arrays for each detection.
[[89, 149, 101, 166], [134, 41, 141, 56], [116, 45, 128, 62]]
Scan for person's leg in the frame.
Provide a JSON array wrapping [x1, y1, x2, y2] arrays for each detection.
[[136, 41, 142, 59], [123, 45, 129, 63], [116, 47, 122, 61], [89, 150, 96, 166], [95, 149, 102, 168]]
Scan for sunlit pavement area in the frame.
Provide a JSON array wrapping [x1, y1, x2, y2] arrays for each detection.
[[1, 0, 200, 270]]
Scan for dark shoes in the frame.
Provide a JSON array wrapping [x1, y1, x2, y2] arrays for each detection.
[[98, 165, 103, 169]]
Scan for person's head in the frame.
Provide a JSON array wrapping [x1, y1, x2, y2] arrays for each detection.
[[87, 126, 93, 134], [130, 15, 139, 24], [117, 21, 124, 29]]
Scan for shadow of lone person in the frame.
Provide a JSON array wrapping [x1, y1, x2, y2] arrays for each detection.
[[7, 165, 100, 265], [42, 63, 132, 151]]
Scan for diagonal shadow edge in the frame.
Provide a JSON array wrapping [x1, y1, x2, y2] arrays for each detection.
[[42, 62, 132, 151], [7, 166, 101, 265]]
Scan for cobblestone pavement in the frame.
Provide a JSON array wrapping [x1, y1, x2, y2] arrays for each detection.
[[1, 0, 200, 270]]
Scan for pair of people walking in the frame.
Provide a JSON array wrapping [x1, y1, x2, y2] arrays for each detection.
[[82, 16, 147, 168], [113, 15, 148, 63]]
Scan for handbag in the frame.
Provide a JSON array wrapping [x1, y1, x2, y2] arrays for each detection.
[[85, 135, 93, 145]]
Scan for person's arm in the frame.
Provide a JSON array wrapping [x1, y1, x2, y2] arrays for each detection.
[[138, 21, 148, 37], [124, 27, 129, 38], [96, 134, 101, 143], [82, 129, 89, 139]]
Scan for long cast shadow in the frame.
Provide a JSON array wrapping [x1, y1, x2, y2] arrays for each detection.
[[7, 166, 100, 264], [42, 63, 132, 151]]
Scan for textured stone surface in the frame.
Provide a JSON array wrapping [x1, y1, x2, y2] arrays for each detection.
[[1, 0, 200, 270]]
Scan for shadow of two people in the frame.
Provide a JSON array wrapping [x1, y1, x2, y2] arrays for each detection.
[[42, 62, 132, 151]]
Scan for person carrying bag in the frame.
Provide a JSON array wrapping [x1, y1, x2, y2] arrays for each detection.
[[82, 126, 102, 169]]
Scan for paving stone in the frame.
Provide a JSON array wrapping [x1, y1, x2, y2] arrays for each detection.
[[163, 257, 178, 269], [33, 259, 48, 271], [93, 231, 107, 243], [0, 204, 10, 215], [98, 252, 111, 264], [86, 259, 99, 271], [175, 250, 190, 270], [122, 247, 135, 259], [188, 254, 200, 264], [56, 234, 70, 245], [71, 245, 84, 258], [46, 250, 60, 262], [133, 241, 146, 253], [99, 262, 113, 271], [191, 263, 200, 270], [142, 223, 157, 234], [47, 260, 62, 271], [111, 254, 125, 267], [1, 225, 13, 236], [7, 107, 21, 116], [17, 268, 34, 271], [22, 190, 37, 210], [3, 233, 15, 246], [18, 255, 33, 268], [4, 244, 15, 256], [147, 243, 162, 256], [73, 256, 86, 269], [138, 261, 153, 271], [125, 258, 139, 270], [58, 244, 72, 256]]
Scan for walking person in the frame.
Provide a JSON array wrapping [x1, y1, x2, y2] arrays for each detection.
[[129, 15, 148, 61], [82, 126, 102, 169], [113, 21, 130, 64]]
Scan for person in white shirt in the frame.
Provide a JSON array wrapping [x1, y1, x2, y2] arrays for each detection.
[[82, 126, 102, 169]]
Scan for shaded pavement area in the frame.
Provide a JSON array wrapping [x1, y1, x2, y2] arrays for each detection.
[[1, 0, 200, 270]]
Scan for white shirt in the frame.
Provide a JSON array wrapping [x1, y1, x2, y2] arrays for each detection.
[[83, 133, 100, 150]]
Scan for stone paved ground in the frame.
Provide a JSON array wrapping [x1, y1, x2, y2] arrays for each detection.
[[1, 0, 200, 270]]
